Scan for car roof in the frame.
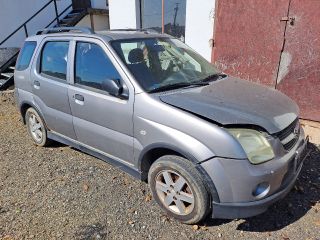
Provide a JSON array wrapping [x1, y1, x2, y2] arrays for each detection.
[[26, 28, 171, 43], [96, 30, 171, 40]]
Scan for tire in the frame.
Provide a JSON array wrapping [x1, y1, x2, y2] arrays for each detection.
[[148, 155, 210, 224], [25, 107, 50, 147]]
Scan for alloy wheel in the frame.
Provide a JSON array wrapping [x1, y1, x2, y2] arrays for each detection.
[[28, 113, 43, 142], [155, 170, 195, 215]]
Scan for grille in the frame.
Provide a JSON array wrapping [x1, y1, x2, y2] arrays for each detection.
[[274, 118, 300, 151]]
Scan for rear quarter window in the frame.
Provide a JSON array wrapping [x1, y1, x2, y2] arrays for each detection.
[[40, 41, 69, 80], [16, 41, 37, 71]]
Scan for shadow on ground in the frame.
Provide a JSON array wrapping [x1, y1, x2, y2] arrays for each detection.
[[74, 223, 108, 240], [205, 143, 320, 232]]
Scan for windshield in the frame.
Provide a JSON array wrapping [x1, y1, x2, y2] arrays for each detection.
[[111, 38, 220, 92]]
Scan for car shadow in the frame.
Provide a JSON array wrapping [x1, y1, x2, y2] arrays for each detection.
[[47, 141, 66, 148], [204, 143, 320, 232]]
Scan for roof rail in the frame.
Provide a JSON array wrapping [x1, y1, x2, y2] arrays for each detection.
[[36, 27, 94, 35], [108, 28, 160, 34]]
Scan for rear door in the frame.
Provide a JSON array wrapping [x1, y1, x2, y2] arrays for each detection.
[[68, 37, 135, 164], [31, 37, 76, 139]]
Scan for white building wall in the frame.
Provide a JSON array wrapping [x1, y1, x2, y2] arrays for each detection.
[[76, 14, 110, 31], [108, 0, 140, 29], [108, 0, 216, 60], [185, 0, 215, 61], [0, 0, 72, 48]]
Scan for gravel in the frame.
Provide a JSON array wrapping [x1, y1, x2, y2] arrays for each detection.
[[0, 92, 319, 240]]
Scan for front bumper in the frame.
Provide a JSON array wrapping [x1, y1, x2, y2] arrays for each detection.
[[202, 134, 310, 219]]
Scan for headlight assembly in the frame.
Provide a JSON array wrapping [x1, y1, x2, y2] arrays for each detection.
[[228, 129, 275, 164]]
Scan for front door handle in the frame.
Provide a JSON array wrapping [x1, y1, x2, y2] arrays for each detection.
[[34, 80, 40, 89], [74, 94, 84, 105]]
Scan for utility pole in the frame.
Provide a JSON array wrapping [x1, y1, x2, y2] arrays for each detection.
[[162, 0, 165, 33], [173, 3, 180, 27]]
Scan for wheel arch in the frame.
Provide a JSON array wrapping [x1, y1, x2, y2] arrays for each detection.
[[20, 101, 45, 125], [138, 143, 220, 203]]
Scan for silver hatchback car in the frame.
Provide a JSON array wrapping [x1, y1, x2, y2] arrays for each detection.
[[14, 27, 309, 224]]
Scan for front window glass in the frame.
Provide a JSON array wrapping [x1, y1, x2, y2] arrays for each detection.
[[111, 38, 219, 92], [75, 42, 121, 91]]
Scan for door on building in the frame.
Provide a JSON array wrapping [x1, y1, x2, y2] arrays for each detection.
[[212, 0, 320, 122], [275, 0, 320, 121]]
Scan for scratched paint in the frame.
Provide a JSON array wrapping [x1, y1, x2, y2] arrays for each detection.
[[276, 51, 292, 84]]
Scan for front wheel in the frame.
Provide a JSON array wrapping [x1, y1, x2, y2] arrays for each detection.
[[148, 155, 210, 224]]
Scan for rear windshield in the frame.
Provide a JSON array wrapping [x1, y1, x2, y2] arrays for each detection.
[[16, 41, 37, 71]]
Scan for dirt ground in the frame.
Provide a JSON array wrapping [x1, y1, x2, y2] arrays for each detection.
[[0, 92, 319, 240]]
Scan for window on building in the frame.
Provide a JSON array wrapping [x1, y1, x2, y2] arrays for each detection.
[[16, 41, 37, 71], [40, 41, 69, 80], [74, 42, 121, 92], [141, 0, 186, 41]]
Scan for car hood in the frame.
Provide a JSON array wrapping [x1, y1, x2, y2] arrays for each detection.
[[159, 77, 299, 134]]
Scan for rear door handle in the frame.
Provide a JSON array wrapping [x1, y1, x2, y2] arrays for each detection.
[[74, 94, 84, 105], [34, 80, 40, 89]]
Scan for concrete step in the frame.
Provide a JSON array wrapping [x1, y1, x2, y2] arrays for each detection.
[[66, 12, 81, 17], [1, 72, 14, 78], [0, 79, 7, 85], [60, 18, 75, 23], [59, 23, 69, 27]]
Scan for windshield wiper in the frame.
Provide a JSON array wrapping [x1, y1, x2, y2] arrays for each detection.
[[200, 73, 227, 83], [148, 82, 208, 93]]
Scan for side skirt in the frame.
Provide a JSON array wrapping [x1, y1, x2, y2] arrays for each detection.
[[47, 132, 142, 180]]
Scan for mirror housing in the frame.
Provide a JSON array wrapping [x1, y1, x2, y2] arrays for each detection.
[[102, 79, 126, 98]]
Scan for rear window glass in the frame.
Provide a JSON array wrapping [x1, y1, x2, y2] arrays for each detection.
[[16, 41, 37, 71], [40, 41, 69, 80]]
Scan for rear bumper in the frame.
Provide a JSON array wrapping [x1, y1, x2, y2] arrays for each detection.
[[210, 136, 310, 219]]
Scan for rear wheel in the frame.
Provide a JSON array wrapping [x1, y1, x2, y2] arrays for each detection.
[[148, 155, 210, 224], [25, 108, 50, 147]]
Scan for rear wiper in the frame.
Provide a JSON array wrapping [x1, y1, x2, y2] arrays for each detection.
[[200, 73, 227, 83], [148, 82, 208, 93]]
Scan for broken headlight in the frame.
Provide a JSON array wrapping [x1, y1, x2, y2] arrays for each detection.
[[228, 129, 275, 164]]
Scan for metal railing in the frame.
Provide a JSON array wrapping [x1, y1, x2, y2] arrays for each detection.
[[0, 0, 72, 46]]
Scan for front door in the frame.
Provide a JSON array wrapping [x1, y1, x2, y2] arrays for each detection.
[[31, 38, 76, 139], [68, 38, 135, 164]]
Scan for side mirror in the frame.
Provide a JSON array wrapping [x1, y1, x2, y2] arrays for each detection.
[[101, 79, 123, 97]]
